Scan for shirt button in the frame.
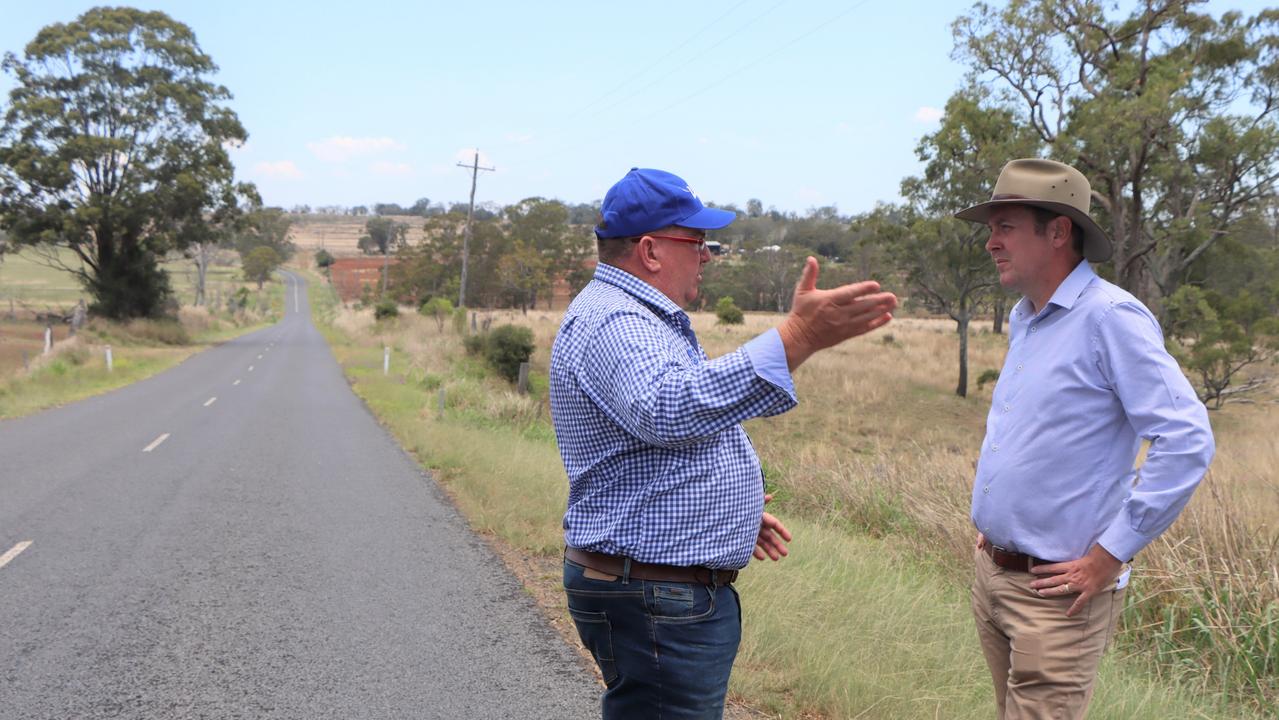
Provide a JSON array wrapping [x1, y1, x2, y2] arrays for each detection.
[[1030, 326, 1037, 333], [1003, 404, 1011, 412], [983, 486, 990, 494], [1016, 364, 1024, 372], [992, 444, 1000, 452]]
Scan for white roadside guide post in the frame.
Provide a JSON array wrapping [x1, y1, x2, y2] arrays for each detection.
[[43, 325, 52, 354], [383, 346, 390, 376], [105, 345, 113, 372]]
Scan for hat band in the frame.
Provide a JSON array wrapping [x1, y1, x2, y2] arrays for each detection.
[[991, 193, 1029, 201]]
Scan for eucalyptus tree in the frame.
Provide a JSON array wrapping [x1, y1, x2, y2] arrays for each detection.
[[0, 7, 255, 318]]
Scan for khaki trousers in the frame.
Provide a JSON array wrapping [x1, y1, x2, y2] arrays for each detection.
[[970, 547, 1125, 720]]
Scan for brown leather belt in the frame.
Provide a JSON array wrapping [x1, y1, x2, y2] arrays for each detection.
[[565, 547, 739, 586], [983, 542, 1057, 572]]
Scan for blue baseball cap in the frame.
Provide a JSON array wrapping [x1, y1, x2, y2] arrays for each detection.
[[595, 168, 736, 239]]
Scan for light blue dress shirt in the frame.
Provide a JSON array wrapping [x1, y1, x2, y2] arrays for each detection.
[[972, 261, 1215, 564], [550, 263, 797, 569]]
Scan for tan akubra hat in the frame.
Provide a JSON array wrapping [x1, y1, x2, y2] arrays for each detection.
[[955, 158, 1112, 263]]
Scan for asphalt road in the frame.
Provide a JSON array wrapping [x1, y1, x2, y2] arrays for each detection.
[[0, 272, 601, 719]]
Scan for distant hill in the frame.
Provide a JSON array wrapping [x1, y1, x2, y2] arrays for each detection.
[[288, 214, 430, 255]]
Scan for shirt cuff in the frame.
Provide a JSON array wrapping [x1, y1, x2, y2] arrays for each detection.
[[742, 328, 797, 401], [1096, 517, 1152, 563]]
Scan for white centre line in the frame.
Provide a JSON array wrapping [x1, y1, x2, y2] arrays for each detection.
[[203, 397, 217, 407], [257, 354, 263, 360], [233, 379, 241, 386], [0, 541, 33, 570], [142, 433, 170, 453], [248, 365, 255, 372]]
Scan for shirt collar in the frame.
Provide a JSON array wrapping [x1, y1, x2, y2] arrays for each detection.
[[1013, 260, 1096, 320], [592, 262, 685, 320]]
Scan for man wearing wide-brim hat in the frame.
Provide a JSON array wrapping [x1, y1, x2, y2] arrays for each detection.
[[956, 158, 1215, 719]]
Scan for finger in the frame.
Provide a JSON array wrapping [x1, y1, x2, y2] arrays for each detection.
[[1030, 561, 1073, 576], [763, 493, 774, 505], [762, 513, 793, 542], [1065, 592, 1089, 618], [795, 256, 819, 292], [757, 536, 788, 560], [755, 538, 783, 561], [1029, 573, 1068, 590], [753, 546, 767, 561], [822, 281, 884, 305]]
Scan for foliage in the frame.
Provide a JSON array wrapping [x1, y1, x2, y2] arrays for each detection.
[[715, 296, 744, 325], [418, 297, 454, 331], [358, 216, 408, 255], [373, 299, 399, 320], [452, 307, 469, 335], [464, 324, 534, 383], [241, 246, 281, 289], [0, 7, 255, 319], [234, 208, 295, 262], [314, 248, 335, 269], [1164, 285, 1279, 408], [953, 0, 1279, 312]]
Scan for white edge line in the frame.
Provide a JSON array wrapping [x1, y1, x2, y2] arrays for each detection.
[[0, 541, 33, 570], [248, 365, 254, 372], [233, 379, 241, 386], [257, 354, 263, 359], [142, 433, 171, 453], [203, 397, 217, 407]]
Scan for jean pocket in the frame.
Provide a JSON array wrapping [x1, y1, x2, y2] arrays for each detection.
[[566, 606, 619, 686], [648, 583, 716, 623]]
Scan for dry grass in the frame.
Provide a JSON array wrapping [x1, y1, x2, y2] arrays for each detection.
[[323, 294, 1278, 716]]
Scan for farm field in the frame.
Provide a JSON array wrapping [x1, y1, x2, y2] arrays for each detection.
[[312, 277, 1278, 718]]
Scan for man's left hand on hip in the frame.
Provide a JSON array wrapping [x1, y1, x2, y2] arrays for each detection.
[[1030, 543, 1124, 617]]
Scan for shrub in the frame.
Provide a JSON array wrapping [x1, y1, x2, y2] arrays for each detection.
[[314, 248, 335, 269], [452, 307, 469, 335], [485, 325, 535, 382], [419, 297, 454, 331], [373, 299, 399, 320], [976, 369, 1000, 390], [464, 324, 535, 383], [715, 296, 744, 325], [462, 332, 487, 357]]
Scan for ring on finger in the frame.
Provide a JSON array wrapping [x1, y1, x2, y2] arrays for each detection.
[[1063, 583, 1071, 593]]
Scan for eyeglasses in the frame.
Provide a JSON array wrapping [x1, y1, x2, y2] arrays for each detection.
[[638, 234, 708, 251]]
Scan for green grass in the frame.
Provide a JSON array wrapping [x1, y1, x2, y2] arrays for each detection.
[[311, 296, 1264, 719], [0, 279, 284, 419]]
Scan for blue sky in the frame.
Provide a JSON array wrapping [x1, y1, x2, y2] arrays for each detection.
[[1, 1, 1270, 214]]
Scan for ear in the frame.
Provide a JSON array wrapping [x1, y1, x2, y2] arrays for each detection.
[[637, 235, 663, 273], [1050, 217, 1073, 249]]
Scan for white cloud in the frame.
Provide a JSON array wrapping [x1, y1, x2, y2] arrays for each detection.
[[307, 136, 406, 163], [454, 148, 494, 166], [914, 106, 944, 123], [254, 160, 303, 179], [370, 161, 413, 177], [504, 132, 534, 144]]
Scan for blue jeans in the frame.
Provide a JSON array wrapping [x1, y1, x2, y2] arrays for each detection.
[[563, 558, 742, 719]]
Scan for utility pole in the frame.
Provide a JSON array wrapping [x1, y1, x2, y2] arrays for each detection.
[[456, 150, 495, 308]]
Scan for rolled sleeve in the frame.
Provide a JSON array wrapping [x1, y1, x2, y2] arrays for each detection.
[[742, 328, 797, 402]]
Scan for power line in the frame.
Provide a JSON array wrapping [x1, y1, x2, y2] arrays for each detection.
[[529, 1, 872, 165], [565, 0, 754, 119]]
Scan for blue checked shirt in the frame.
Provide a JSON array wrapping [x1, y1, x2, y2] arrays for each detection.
[[550, 263, 797, 569], [973, 261, 1215, 564]]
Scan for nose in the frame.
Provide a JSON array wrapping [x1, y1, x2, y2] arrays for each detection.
[[985, 230, 999, 254]]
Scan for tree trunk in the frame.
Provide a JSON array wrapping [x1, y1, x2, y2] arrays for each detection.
[[992, 296, 1005, 335], [956, 314, 970, 398]]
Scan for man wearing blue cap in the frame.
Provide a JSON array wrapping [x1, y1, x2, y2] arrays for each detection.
[[550, 167, 898, 718]]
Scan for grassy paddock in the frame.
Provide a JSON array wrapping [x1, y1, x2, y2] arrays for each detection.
[[0, 284, 284, 419], [311, 283, 1271, 718]]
